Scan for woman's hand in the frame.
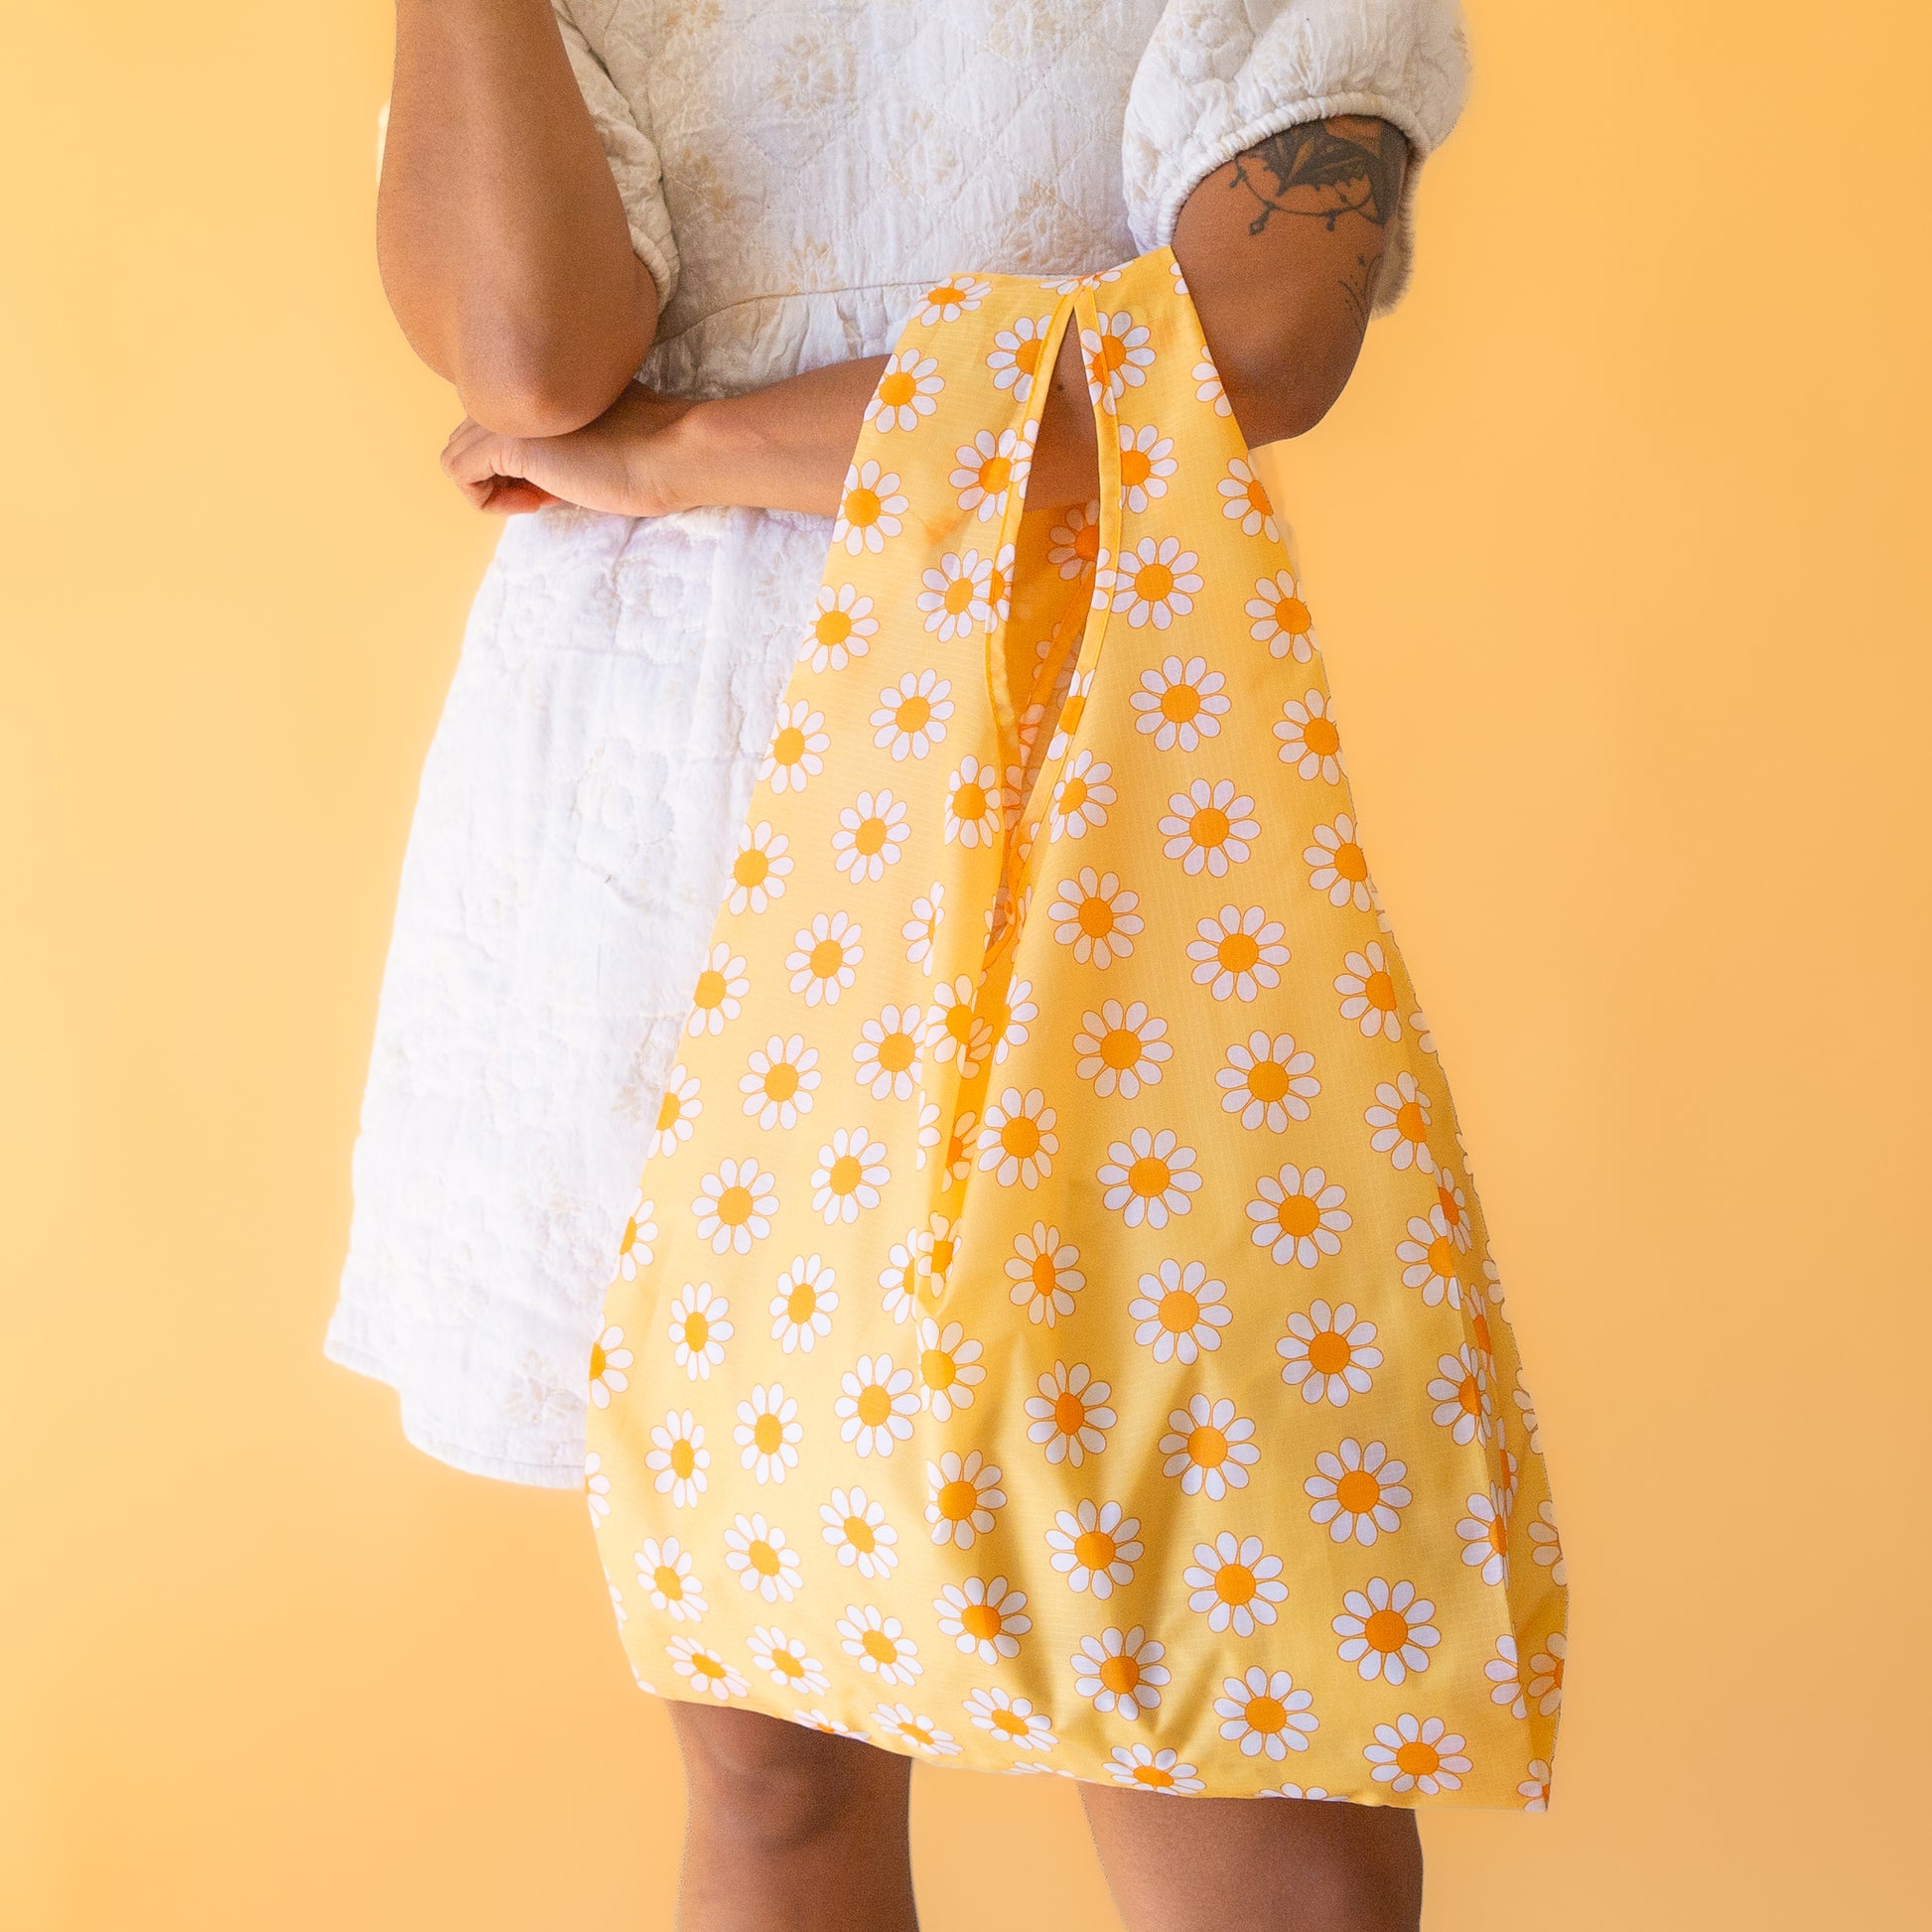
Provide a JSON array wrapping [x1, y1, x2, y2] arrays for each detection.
[[440, 383, 699, 517]]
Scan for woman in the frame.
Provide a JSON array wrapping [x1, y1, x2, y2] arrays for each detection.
[[333, 3, 1502, 1925]]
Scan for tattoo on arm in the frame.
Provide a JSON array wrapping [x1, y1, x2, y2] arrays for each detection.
[[1228, 114, 1409, 323]]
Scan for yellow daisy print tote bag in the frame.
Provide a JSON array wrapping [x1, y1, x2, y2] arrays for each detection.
[[586, 248, 1567, 1809]]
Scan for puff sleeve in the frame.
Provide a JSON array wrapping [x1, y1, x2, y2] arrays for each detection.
[[551, 2, 680, 312], [1123, 0, 1470, 314]]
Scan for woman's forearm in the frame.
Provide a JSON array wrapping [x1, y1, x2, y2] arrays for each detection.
[[377, 0, 657, 437]]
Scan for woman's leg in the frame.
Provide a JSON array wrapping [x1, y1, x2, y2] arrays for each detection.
[[1079, 1783, 1422, 1932], [665, 1701, 918, 1931]]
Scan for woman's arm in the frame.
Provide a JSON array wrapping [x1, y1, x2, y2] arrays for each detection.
[[440, 115, 1407, 512], [378, 0, 658, 437]]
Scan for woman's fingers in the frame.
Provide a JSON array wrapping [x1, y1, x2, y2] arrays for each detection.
[[440, 419, 559, 514]]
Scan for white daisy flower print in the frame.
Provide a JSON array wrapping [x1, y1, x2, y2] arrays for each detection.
[[924, 975, 991, 1078], [1248, 1163, 1351, 1267], [872, 1704, 960, 1756], [1529, 1500, 1567, 1584], [1025, 1360, 1116, 1465], [915, 1314, 983, 1419], [666, 1637, 748, 1702], [881, 1229, 927, 1324], [785, 910, 863, 1006], [635, 1537, 705, 1623], [585, 1450, 612, 1524], [1278, 1301, 1382, 1405], [871, 670, 952, 760], [724, 1512, 802, 1603], [821, 1484, 899, 1580], [1520, 1759, 1553, 1811], [1098, 1128, 1200, 1228], [685, 942, 748, 1036], [769, 1253, 837, 1353], [616, 1191, 656, 1280], [1275, 689, 1346, 782], [1193, 347, 1232, 416], [1334, 941, 1402, 1041], [1452, 1483, 1514, 1576], [1045, 265, 1124, 294], [1108, 535, 1202, 628], [645, 1410, 708, 1507], [1366, 1072, 1436, 1173], [1429, 1345, 1494, 1446], [1107, 1744, 1203, 1794], [748, 1626, 829, 1698], [1047, 868, 1142, 967], [1160, 1394, 1260, 1499], [1129, 1258, 1231, 1363], [976, 1086, 1057, 1188], [1396, 1205, 1466, 1308], [1047, 748, 1114, 840], [741, 1033, 820, 1130], [951, 423, 1035, 521], [728, 820, 792, 914], [1073, 999, 1171, 1097], [864, 348, 943, 432], [836, 1353, 918, 1457], [1159, 777, 1258, 877], [936, 1576, 1031, 1663], [916, 275, 990, 325], [1046, 1500, 1143, 1596], [1247, 570, 1317, 660], [1082, 308, 1155, 410], [1217, 457, 1281, 540], [831, 788, 909, 885], [1130, 654, 1228, 751], [901, 883, 944, 973], [667, 1283, 733, 1380], [1215, 1669, 1317, 1758], [1432, 1168, 1474, 1251], [1187, 903, 1289, 1000], [811, 1126, 889, 1224], [692, 1158, 778, 1255], [1262, 1785, 1342, 1803], [1364, 1715, 1470, 1796], [607, 1575, 626, 1627], [918, 548, 993, 640], [1184, 1532, 1289, 1635], [588, 1324, 631, 1408], [1071, 1626, 1169, 1720], [925, 1449, 1006, 1549], [987, 313, 1055, 401], [943, 755, 1004, 846], [1006, 1222, 1084, 1325], [985, 975, 1037, 1063], [1307, 1439, 1412, 1545], [802, 583, 878, 670], [852, 1004, 925, 1101], [734, 1383, 802, 1484], [966, 1686, 1056, 1750], [1528, 1634, 1566, 1714], [1116, 421, 1177, 510], [1334, 1578, 1440, 1684], [832, 459, 907, 555], [1217, 1031, 1319, 1130], [1486, 1634, 1529, 1718], [793, 1709, 868, 1740], [649, 1065, 701, 1159], [838, 1603, 922, 1685], [1046, 500, 1102, 579], [1305, 813, 1375, 910], [759, 699, 830, 793]]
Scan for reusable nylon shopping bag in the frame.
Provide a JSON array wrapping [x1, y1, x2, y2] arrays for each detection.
[[585, 247, 1566, 1806]]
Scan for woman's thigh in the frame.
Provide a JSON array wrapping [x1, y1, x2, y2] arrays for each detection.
[[1078, 1782, 1423, 1932]]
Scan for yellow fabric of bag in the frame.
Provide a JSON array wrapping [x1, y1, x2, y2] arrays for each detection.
[[586, 247, 1566, 1807]]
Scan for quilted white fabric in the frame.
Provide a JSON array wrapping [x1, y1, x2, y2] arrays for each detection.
[[328, 0, 1469, 1487]]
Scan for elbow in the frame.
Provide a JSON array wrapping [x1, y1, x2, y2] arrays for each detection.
[[455, 346, 642, 440], [1217, 328, 1366, 447]]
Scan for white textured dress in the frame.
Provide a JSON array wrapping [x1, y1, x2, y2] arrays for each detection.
[[327, 0, 1471, 1487]]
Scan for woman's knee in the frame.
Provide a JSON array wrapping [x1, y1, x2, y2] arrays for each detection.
[[668, 1703, 908, 1855]]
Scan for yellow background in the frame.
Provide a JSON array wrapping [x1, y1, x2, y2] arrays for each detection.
[[2, 2, 1924, 1926]]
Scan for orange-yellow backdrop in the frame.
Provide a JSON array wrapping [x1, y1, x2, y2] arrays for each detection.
[[4, 3, 1927, 1926]]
